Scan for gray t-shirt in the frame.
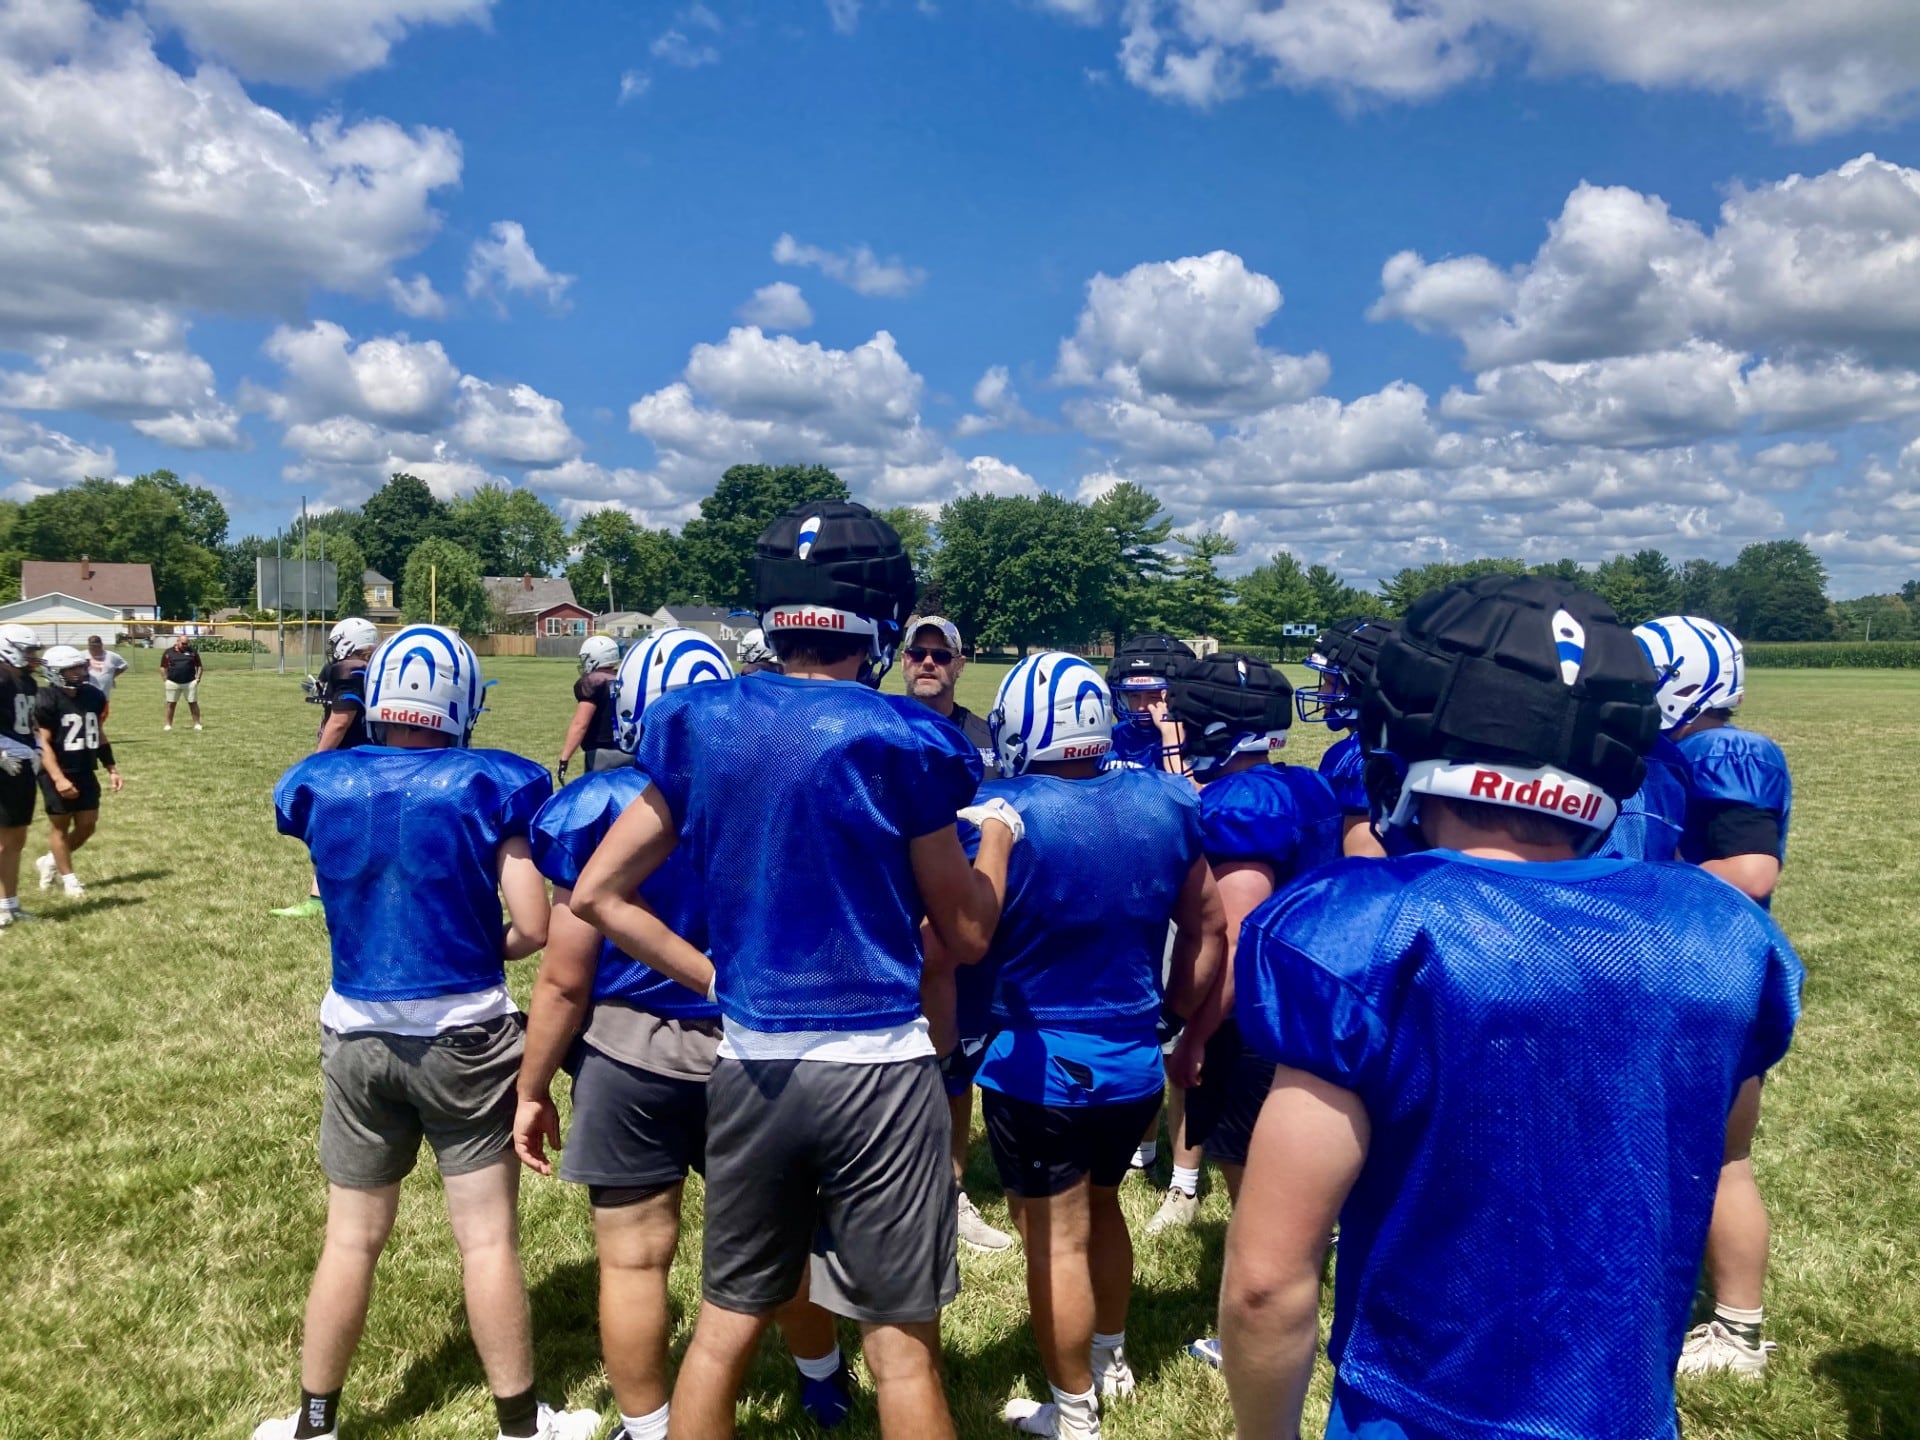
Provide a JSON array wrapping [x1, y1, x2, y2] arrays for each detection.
[[584, 1004, 722, 1082], [86, 651, 129, 697]]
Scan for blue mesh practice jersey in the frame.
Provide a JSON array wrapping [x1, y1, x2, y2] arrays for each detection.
[[1199, 763, 1343, 884], [1104, 721, 1164, 772], [1596, 735, 1691, 862], [969, 769, 1201, 1105], [1679, 725, 1792, 864], [1237, 852, 1802, 1440], [637, 672, 981, 1032], [275, 746, 552, 1002], [529, 767, 718, 1021], [1319, 732, 1369, 813]]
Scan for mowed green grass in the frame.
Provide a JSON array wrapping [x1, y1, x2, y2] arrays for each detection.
[[0, 655, 1914, 1439]]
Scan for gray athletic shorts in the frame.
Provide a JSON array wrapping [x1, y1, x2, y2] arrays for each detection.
[[587, 748, 634, 773], [702, 1055, 959, 1324], [318, 1015, 523, 1188]]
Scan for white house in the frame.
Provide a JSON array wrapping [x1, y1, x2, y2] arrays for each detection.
[[0, 592, 128, 646]]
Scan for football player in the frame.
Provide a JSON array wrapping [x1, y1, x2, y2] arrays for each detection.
[[733, 626, 782, 676], [1147, 657, 1342, 1344], [1638, 615, 1794, 1377], [571, 502, 1018, 1440], [965, 653, 1223, 1440], [1296, 617, 1396, 858], [261, 627, 597, 1440], [33, 645, 122, 898], [515, 628, 851, 1439], [1219, 577, 1803, 1440], [559, 635, 624, 779], [0, 625, 43, 926], [273, 618, 381, 919], [1103, 633, 1193, 776]]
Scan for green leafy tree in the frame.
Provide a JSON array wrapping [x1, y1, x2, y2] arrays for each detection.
[[1087, 482, 1173, 643], [1902, 579, 1919, 606], [876, 506, 938, 591], [400, 538, 490, 632], [1164, 529, 1239, 641], [1591, 555, 1659, 627], [1730, 540, 1831, 640], [356, 474, 449, 600], [679, 464, 850, 606], [1378, 558, 1525, 616], [1677, 558, 1736, 625], [1233, 552, 1318, 646], [932, 493, 1111, 654], [1305, 564, 1369, 624], [1529, 558, 1592, 584], [446, 484, 568, 577], [0, 500, 22, 604], [287, 529, 370, 621], [14, 471, 227, 615], [565, 509, 684, 617], [1832, 593, 1916, 641]]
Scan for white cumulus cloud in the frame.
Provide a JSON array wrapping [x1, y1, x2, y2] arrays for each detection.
[[466, 221, 575, 312], [773, 233, 926, 298], [142, 0, 495, 84], [736, 282, 815, 331]]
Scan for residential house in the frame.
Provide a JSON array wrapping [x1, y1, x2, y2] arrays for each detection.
[[361, 570, 400, 623], [482, 574, 592, 636], [647, 603, 746, 648], [0, 592, 128, 646], [21, 558, 159, 620]]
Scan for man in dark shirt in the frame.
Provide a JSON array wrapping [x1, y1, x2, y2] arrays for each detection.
[[161, 633, 203, 732], [902, 616, 995, 780]]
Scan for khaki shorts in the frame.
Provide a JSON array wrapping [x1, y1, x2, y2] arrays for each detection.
[[318, 1015, 524, 1188], [163, 679, 198, 704]]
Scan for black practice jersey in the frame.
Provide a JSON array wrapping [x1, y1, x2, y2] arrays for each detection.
[[35, 684, 107, 775], [318, 658, 370, 750], [0, 672, 39, 748], [574, 669, 618, 752]]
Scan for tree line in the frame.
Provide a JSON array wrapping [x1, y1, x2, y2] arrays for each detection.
[[0, 465, 1907, 644]]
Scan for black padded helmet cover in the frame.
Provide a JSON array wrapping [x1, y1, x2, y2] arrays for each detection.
[[753, 501, 916, 633], [1169, 652, 1293, 770]]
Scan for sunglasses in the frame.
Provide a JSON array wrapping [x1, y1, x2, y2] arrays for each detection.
[[905, 646, 956, 665]]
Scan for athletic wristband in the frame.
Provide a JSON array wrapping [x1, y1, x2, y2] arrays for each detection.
[[98, 743, 116, 768]]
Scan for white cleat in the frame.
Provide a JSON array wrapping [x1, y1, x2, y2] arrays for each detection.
[[61, 873, 84, 898], [251, 1412, 333, 1440], [163, 723, 172, 731], [516, 1402, 604, 1440], [193, 722, 203, 731], [1003, 1398, 1099, 1439], [1092, 1347, 1135, 1400], [959, 1191, 1014, 1251], [35, 854, 55, 890], [1677, 1320, 1772, 1380], [1145, 1186, 1199, 1235]]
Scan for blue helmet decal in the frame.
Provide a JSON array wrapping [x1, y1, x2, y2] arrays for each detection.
[[1552, 609, 1586, 686], [797, 513, 822, 560]]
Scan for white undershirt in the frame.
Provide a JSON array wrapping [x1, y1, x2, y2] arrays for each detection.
[[320, 984, 516, 1037], [717, 1015, 934, 1063]]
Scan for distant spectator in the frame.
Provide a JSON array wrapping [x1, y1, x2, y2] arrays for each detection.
[[161, 634, 203, 732], [85, 636, 128, 717]]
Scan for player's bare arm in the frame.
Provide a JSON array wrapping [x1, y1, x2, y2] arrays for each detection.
[[96, 710, 123, 791], [1171, 859, 1267, 1087], [315, 706, 357, 752], [36, 721, 76, 799], [557, 698, 597, 773], [911, 819, 1013, 968], [571, 785, 716, 997], [1165, 852, 1226, 1033], [1219, 1066, 1369, 1439], [1702, 852, 1782, 902], [513, 886, 598, 1176], [497, 834, 550, 959]]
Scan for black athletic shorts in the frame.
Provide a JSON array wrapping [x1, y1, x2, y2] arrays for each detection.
[[1181, 1019, 1275, 1168], [39, 770, 100, 816], [0, 770, 37, 828], [982, 1087, 1164, 1198], [560, 1042, 707, 1198]]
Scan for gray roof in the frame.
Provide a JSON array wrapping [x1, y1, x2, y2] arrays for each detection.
[[655, 604, 735, 624], [482, 575, 580, 614], [362, 569, 392, 584]]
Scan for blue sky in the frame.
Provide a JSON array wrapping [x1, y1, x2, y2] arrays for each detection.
[[8, 0, 1920, 594]]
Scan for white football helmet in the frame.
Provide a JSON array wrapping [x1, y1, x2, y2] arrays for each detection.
[[988, 652, 1113, 777], [612, 626, 733, 752], [579, 634, 620, 674], [365, 625, 487, 744], [0, 624, 42, 670], [42, 644, 88, 689], [329, 617, 379, 661], [1634, 615, 1744, 731], [735, 627, 776, 668]]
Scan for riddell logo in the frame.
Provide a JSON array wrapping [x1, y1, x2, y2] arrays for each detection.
[[1469, 768, 1602, 822], [1062, 742, 1110, 759], [376, 706, 441, 727], [769, 609, 845, 630]]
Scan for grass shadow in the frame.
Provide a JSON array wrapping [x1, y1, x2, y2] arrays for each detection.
[[353, 1258, 604, 1436], [85, 867, 171, 889], [1811, 1343, 1920, 1439]]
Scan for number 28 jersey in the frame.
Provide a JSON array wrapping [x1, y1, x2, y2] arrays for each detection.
[[34, 684, 105, 773]]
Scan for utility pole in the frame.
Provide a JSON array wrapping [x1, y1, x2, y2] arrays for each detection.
[[300, 496, 310, 675], [276, 531, 286, 674]]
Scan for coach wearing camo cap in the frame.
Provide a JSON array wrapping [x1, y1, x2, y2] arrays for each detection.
[[902, 614, 996, 781]]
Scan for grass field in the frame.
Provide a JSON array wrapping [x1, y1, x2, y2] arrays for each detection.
[[1, 653, 1915, 1439]]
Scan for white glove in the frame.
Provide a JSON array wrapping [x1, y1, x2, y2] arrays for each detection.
[[0, 751, 19, 777], [958, 796, 1025, 845]]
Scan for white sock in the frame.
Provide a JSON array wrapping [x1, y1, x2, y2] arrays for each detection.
[[1713, 1303, 1764, 1336], [620, 1403, 669, 1440], [795, 1345, 842, 1381], [1050, 1385, 1099, 1435], [1, 896, 16, 911], [1132, 1141, 1157, 1165], [1169, 1165, 1200, 1197], [1092, 1330, 1125, 1356]]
